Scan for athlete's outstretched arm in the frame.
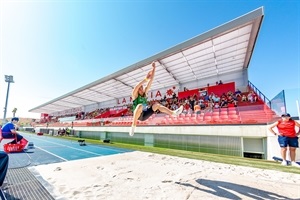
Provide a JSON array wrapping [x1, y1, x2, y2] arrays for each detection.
[[144, 61, 156, 94], [132, 76, 149, 99]]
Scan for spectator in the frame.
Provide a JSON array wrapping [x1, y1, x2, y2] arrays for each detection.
[[61, 128, 66, 136], [209, 92, 215, 102], [66, 127, 71, 136], [220, 96, 228, 108], [241, 94, 247, 102], [212, 94, 220, 103], [232, 93, 239, 104], [189, 96, 196, 112], [160, 97, 167, 106], [234, 89, 242, 98], [58, 128, 61, 135], [194, 103, 201, 114], [206, 101, 214, 112], [171, 102, 179, 111], [247, 91, 254, 103], [252, 92, 258, 102], [183, 87, 189, 91], [182, 102, 190, 114], [268, 113, 300, 167], [1, 117, 28, 148], [185, 97, 189, 104], [218, 80, 223, 85], [227, 95, 237, 107], [214, 102, 220, 109], [199, 99, 206, 110], [172, 92, 177, 99], [204, 94, 210, 102], [227, 91, 233, 96]]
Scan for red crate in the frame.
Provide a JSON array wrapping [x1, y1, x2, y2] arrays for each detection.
[[3, 143, 25, 153]]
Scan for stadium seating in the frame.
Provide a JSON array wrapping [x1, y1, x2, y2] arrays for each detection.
[[59, 102, 276, 127], [41, 88, 278, 128]]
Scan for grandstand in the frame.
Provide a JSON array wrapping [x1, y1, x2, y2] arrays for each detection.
[[27, 7, 299, 161]]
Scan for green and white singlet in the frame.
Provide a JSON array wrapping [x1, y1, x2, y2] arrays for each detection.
[[132, 94, 148, 111]]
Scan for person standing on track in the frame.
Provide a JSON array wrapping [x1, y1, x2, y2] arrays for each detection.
[[129, 61, 183, 136], [268, 113, 300, 167]]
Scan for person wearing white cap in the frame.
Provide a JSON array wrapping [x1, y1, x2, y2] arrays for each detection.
[[268, 113, 300, 167]]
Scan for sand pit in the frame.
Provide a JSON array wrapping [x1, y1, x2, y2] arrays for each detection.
[[30, 151, 300, 200]]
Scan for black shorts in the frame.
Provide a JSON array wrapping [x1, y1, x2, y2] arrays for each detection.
[[138, 106, 154, 121]]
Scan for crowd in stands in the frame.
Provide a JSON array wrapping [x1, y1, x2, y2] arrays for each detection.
[[34, 81, 260, 126], [154, 86, 258, 115]]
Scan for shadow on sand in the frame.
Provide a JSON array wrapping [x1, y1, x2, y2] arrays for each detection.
[[176, 178, 297, 200]]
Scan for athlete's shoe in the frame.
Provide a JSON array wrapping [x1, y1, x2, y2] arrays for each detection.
[[173, 105, 183, 116], [291, 161, 300, 168], [129, 126, 136, 137], [281, 160, 287, 166]]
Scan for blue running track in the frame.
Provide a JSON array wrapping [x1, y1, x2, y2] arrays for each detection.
[[1, 132, 132, 168]]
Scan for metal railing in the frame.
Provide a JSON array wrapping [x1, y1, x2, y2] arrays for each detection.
[[248, 80, 272, 109]]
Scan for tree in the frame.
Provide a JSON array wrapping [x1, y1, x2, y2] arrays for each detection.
[[12, 108, 17, 117]]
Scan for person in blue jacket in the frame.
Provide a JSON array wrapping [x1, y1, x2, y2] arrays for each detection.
[[1, 117, 28, 147]]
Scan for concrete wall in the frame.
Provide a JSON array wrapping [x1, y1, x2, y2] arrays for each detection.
[[34, 123, 300, 161]]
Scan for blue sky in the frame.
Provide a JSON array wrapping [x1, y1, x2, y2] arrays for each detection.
[[0, 0, 299, 119]]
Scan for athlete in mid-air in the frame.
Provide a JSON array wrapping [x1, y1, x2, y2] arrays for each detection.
[[129, 61, 183, 136]]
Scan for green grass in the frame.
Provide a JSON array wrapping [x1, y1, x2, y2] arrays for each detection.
[[40, 134, 300, 174]]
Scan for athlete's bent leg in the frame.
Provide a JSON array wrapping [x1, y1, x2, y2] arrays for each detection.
[[152, 102, 183, 116]]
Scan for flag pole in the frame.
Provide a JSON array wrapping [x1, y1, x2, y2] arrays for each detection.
[[296, 100, 300, 119]]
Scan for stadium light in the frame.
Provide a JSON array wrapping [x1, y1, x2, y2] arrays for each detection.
[[3, 75, 14, 123]]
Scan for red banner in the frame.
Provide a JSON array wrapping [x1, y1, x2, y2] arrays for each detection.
[[178, 89, 200, 99], [178, 82, 235, 99]]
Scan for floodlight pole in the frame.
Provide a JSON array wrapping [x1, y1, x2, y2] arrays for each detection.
[[3, 75, 14, 123]]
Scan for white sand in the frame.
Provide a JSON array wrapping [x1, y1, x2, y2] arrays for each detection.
[[30, 151, 300, 200]]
